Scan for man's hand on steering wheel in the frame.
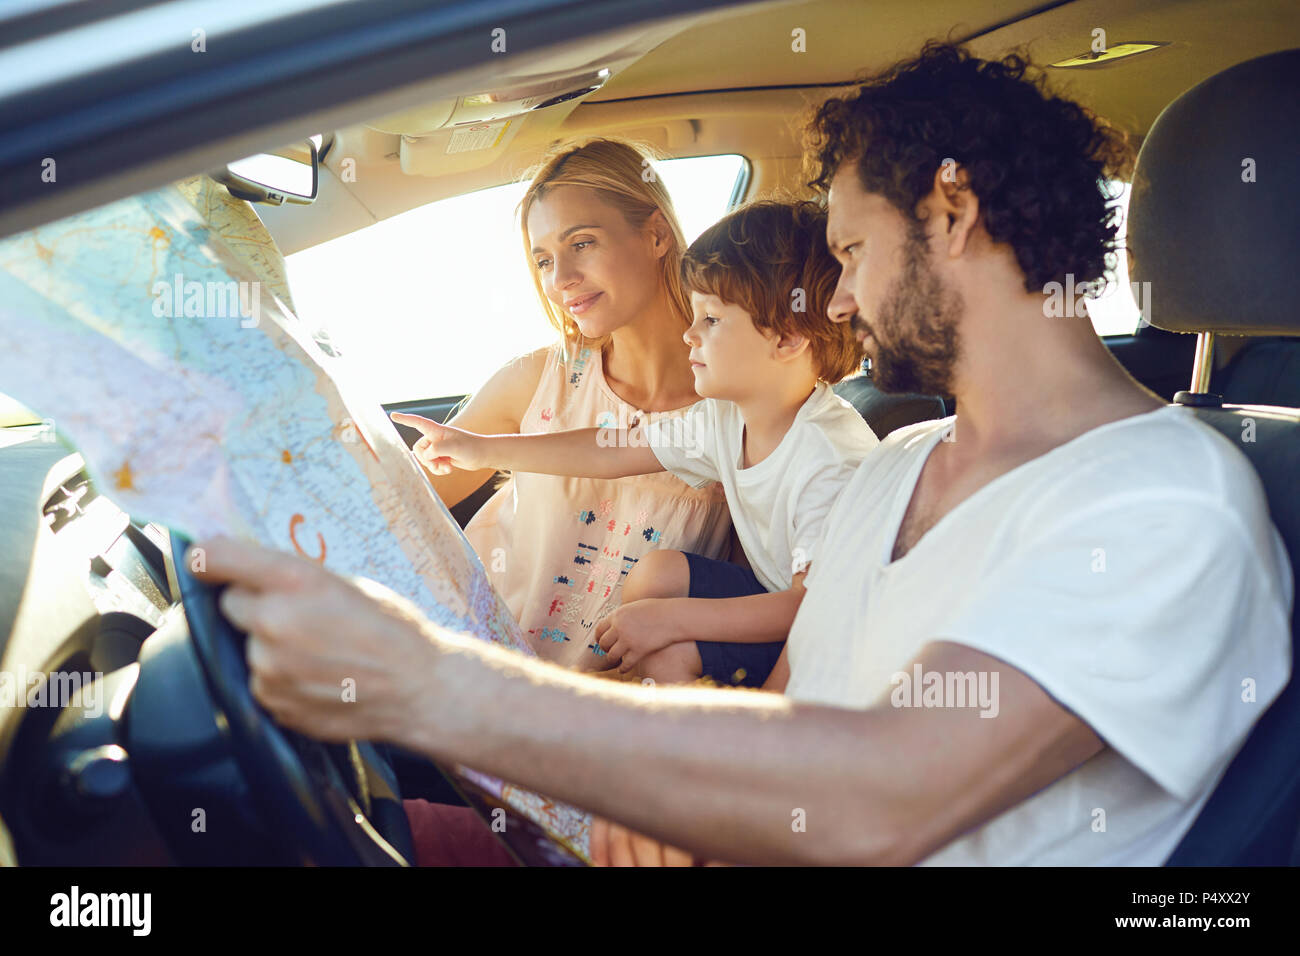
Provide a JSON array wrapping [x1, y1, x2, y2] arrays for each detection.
[[190, 536, 442, 746]]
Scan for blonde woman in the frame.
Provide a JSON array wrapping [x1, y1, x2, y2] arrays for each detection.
[[395, 138, 733, 672]]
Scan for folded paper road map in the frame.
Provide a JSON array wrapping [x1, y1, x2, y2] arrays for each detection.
[[0, 179, 588, 866]]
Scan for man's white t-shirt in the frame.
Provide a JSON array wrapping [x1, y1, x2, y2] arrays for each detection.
[[644, 381, 879, 592], [785, 406, 1292, 865]]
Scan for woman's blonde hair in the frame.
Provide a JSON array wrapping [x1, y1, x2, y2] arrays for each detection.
[[518, 138, 692, 353]]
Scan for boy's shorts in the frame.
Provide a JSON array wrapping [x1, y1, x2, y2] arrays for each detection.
[[682, 551, 785, 688]]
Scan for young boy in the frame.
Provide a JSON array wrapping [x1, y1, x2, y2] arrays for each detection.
[[394, 200, 877, 690]]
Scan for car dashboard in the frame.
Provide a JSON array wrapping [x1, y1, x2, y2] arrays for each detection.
[[0, 428, 268, 864]]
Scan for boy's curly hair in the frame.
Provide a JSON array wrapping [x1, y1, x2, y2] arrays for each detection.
[[681, 199, 862, 383], [804, 41, 1135, 294]]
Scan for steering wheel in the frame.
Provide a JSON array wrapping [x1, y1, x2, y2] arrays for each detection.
[[168, 534, 416, 866]]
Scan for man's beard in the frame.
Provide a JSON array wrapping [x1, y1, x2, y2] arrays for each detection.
[[857, 222, 962, 397]]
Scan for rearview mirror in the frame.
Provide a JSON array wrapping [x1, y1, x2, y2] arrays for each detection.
[[215, 140, 318, 205]]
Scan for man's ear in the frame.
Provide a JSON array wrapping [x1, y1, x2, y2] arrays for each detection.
[[923, 161, 980, 259]]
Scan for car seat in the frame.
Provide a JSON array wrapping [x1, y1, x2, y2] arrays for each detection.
[[833, 364, 947, 438], [1127, 48, 1300, 865]]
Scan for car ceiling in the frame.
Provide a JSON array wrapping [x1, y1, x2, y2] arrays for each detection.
[[257, 0, 1300, 255]]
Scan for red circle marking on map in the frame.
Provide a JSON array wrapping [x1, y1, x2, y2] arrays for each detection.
[[289, 513, 327, 563]]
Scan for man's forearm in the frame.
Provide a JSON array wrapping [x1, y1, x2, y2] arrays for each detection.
[[670, 589, 804, 645], [398, 631, 901, 866], [481, 428, 661, 479]]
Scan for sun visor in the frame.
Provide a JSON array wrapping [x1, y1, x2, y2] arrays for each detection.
[[371, 68, 610, 135], [374, 69, 610, 176], [360, 11, 700, 178]]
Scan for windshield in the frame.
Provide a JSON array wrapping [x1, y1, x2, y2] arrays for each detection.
[[284, 154, 750, 403]]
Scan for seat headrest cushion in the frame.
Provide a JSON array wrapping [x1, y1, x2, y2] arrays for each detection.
[[1129, 48, 1300, 337]]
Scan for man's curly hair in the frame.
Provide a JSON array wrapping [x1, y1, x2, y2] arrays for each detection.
[[805, 41, 1135, 294]]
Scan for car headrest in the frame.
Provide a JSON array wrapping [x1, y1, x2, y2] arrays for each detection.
[[1128, 48, 1300, 337]]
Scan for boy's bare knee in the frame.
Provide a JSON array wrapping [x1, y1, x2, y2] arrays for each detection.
[[637, 642, 702, 685], [622, 549, 690, 603]]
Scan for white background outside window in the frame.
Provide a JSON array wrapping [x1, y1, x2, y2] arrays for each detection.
[[286, 155, 748, 404]]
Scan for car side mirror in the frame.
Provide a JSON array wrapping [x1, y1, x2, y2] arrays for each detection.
[[215, 139, 318, 205]]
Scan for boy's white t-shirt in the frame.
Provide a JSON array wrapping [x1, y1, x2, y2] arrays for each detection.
[[643, 381, 880, 592], [784, 406, 1292, 865]]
